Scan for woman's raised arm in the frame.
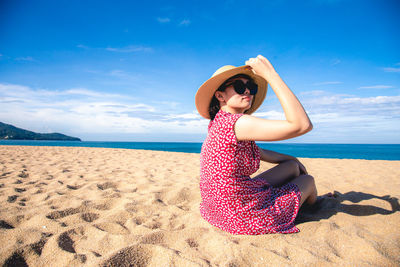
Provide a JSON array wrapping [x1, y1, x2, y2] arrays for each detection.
[[235, 55, 312, 142]]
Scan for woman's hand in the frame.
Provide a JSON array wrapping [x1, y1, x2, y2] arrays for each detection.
[[296, 159, 308, 175], [280, 156, 308, 175], [245, 55, 278, 81]]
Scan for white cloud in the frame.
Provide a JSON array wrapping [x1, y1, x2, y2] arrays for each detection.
[[1, 83, 399, 142], [105, 70, 142, 84], [301, 92, 400, 123], [0, 83, 209, 137], [308, 112, 341, 123], [15, 56, 35, 61], [82, 69, 140, 82], [312, 81, 342, 86], [258, 91, 400, 142], [339, 95, 400, 105], [0, 84, 127, 100], [110, 70, 125, 76], [300, 90, 328, 96], [77, 44, 89, 49], [70, 102, 155, 115], [106, 45, 152, 53], [0, 83, 33, 98], [358, 85, 394, 89], [301, 94, 400, 122], [304, 95, 350, 105], [83, 69, 100, 74], [383, 67, 400, 73], [179, 19, 191, 26], [153, 101, 180, 109], [108, 69, 138, 79], [157, 17, 171, 23], [64, 88, 130, 98], [330, 59, 341, 65], [253, 110, 285, 120], [164, 112, 201, 120]]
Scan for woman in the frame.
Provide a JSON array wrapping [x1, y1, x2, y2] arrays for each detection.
[[195, 55, 330, 235]]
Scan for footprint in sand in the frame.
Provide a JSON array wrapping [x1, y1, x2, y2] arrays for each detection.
[[94, 222, 130, 235], [1, 171, 12, 178], [97, 182, 117, 190], [30, 232, 53, 256], [132, 217, 145, 225], [66, 184, 83, 190], [56, 229, 88, 263], [89, 199, 117, 211], [157, 187, 193, 207], [101, 245, 151, 267], [3, 252, 28, 267], [124, 202, 138, 213], [92, 251, 102, 257], [74, 254, 87, 264], [35, 182, 48, 187], [7, 195, 18, 203], [230, 238, 240, 244], [153, 197, 167, 206], [140, 231, 164, 245], [101, 191, 122, 198], [81, 213, 99, 222], [166, 214, 186, 230], [185, 238, 199, 248], [3, 232, 53, 266], [18, 171, 29, 178], [0, 220, 14, 229], [14, 187, 26, 193], [57, 227, 85, 254], [46, 207, 83, 220], [144, 220, 162, 230]]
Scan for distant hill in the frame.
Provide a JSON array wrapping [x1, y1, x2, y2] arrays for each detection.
[[0, 122, 81, 141]]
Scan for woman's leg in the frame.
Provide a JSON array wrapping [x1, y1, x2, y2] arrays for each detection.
[[253, 160, 326, 207], [252, 160, 300, 187], [290, 175, 317, 206]]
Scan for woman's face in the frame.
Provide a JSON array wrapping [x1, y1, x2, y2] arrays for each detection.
[[215, 77, 254, 114]]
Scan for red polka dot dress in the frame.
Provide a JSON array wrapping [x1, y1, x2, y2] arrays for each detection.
[[199, 109, 302, 235]]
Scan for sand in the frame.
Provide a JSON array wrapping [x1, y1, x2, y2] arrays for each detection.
[[0, 145, 399, 267]]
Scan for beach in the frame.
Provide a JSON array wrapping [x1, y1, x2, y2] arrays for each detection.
[[0, 145, 399, 266]]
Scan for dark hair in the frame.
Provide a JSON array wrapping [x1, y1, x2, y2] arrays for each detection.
[[208, 73, 254, 120]]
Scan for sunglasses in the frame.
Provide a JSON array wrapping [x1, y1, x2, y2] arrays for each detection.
[[223, 79, 258, 95]]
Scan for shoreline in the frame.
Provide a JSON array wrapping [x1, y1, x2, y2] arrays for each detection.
[[1, 144, 399, 161], [1, 145, 399, 266]]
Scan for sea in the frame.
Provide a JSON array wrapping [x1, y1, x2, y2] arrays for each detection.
[[1, 140, 400, 161]]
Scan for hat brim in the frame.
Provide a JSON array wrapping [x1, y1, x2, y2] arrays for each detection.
[[195, 65, 268, 119]]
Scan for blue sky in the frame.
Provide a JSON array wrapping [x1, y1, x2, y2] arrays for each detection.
[[0, 0, 399, 143]]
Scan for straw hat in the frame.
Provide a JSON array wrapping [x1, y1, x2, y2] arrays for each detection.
[[195, 65, 268, 119]]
